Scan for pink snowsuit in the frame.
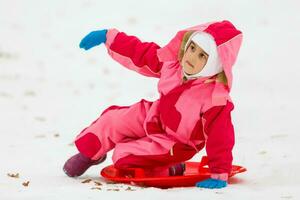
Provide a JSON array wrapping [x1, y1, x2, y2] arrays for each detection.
[[74, 20, 243, 179]]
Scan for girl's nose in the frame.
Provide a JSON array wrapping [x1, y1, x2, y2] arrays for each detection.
[[189, 52, 198, 64]]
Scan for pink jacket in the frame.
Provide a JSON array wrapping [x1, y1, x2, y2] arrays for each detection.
[[104, 20, 243, 177]]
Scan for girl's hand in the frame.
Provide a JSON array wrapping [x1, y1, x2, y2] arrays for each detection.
[[79, 29, 108, 50], [195, 178, 227, 189]]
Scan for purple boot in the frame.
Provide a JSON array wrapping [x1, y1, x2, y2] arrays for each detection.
[[169, 163, 186, 176], [63, 153, 107, 177]]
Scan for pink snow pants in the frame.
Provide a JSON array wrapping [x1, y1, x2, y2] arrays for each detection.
[[74, 99, 197, 175]]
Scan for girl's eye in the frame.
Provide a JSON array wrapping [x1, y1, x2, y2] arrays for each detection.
[[199, 53, 206, 59], [190, 45, 195, 51]]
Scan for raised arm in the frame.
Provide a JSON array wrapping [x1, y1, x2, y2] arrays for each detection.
[[79, 28, 163, 78], [105, 29, 163, 78]]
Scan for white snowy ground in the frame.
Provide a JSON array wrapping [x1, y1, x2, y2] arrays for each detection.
[[1, 0, 300, 199]]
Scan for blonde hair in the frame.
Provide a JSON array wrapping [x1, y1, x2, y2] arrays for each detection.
[[178, 31, 195, 61], [179, 31, 228, 85]]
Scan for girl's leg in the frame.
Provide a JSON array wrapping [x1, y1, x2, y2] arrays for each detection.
[[74, 99, 153, 161], [112, 137, 199, 177]]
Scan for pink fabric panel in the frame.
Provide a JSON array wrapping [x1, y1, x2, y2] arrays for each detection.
[[75, 99, 153, 160], [105, 28, 119, 48], [217, 34, 243, 89], [106, 48, 160, 78]]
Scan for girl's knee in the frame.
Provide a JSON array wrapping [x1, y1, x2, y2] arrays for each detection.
[[75, 132, 102, 159]]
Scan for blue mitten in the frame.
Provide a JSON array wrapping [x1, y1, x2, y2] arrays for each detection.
[[79, 29, 108, 50], [195, 178, 227, 189]]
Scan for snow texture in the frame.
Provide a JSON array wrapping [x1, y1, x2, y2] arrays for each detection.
[[0, 0, 300, 199]]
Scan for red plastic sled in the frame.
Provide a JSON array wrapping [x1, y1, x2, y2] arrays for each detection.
[[101, 156, 246, 188]]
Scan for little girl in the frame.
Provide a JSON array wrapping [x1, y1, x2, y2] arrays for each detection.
[[63, 20, 243, 189]]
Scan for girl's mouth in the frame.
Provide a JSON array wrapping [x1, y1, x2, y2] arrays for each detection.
[[186, 61, 194, 68]]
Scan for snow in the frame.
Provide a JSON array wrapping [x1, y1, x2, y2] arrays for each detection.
[[1, 0, 300, 199]]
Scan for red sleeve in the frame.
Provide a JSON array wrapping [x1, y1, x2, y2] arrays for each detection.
[[203, 100, 235, 175], [108, 31, 163, 78]]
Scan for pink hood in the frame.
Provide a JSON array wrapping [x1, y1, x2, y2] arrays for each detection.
[[157, 20, 243, 90]]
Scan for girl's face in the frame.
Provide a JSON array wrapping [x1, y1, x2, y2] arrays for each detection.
[[181, 41, 209, 75]]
